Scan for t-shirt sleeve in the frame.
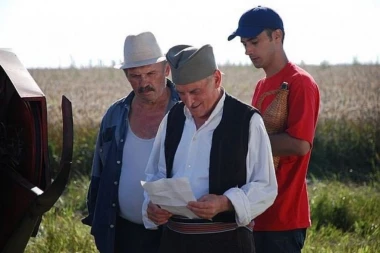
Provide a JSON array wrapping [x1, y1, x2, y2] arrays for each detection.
[[286, 75, 319, 145]]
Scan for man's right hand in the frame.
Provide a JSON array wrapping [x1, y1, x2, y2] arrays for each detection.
[[147, 201, 172, 225]]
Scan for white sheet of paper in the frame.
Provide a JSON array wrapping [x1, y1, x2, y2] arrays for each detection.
[[141, 177, 200, 219]]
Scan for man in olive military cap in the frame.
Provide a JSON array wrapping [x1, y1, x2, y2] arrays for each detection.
[[142, 44, 277, 253]]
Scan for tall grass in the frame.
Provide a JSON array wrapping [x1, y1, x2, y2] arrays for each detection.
[[25, 177, 380, 253], [305, 180, 380, 252], [25, 177, 97, 253]]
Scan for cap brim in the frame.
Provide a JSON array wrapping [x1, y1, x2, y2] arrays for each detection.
[[227, 33, 237, 41], [227, 27, 264, 41]]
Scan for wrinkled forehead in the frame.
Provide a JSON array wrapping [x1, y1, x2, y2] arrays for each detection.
[[175, 76, 211, 92], [125, 61, 166, 74]]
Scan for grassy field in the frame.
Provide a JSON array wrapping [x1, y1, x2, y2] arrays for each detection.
[[25, 178, 380, 253], [23, 63, 380, 252]]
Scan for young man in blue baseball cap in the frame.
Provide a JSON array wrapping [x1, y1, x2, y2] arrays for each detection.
[[228, 6, 320, 253]]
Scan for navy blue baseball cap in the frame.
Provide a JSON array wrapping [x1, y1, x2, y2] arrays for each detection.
[[228, 6, 284, 41]]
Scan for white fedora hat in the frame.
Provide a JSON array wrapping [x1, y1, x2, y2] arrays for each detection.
[[115, 31, 166, 69]]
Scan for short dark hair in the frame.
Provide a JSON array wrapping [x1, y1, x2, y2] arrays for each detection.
[[264, 28, 285, 44]]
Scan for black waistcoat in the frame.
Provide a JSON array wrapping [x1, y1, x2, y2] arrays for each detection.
[[164, 93, 259, 222]]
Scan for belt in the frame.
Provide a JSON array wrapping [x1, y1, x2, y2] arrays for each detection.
[[167, 217, 240, 234]]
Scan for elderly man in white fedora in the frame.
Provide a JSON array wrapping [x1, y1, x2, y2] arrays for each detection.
[[82, 31, 180, 253], [142, 44, 277, 253]]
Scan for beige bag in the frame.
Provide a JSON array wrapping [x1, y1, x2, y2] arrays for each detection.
[[256, 82, 289, 169]]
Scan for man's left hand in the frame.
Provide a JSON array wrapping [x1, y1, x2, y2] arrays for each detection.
[[187, 194, 233, 220]]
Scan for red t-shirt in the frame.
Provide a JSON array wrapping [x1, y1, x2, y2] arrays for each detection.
[[252, 62, 320, 231]]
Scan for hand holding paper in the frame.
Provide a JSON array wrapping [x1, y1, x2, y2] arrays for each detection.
[[141, 177, 200, 219]]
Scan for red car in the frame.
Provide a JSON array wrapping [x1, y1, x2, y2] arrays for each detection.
[[0, 49, 73, 253]]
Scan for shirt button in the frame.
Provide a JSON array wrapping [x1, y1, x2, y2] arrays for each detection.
[[99, 148, 103, 153], [112, 203, 116, 207], [188, 165, 191, 168], [110, 224, 114, 228], [120, 139, 124, 143], [114, 181, 118, 185], [116, 161, 121, 164]]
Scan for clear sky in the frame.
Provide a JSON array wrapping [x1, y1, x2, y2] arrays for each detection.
[[1, 0, 379, 68]]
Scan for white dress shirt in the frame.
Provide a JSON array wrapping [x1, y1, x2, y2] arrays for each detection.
[[143, 91, 277, 229]]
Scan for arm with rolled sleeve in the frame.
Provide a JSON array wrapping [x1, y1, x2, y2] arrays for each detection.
[[223, 113, 277, 226], [142, 115, 169, 229]]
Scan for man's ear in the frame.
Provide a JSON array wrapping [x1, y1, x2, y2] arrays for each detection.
[[164, 62, 171, 76], [214, 69, 222, 88], [274, 29, 283, 42]]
